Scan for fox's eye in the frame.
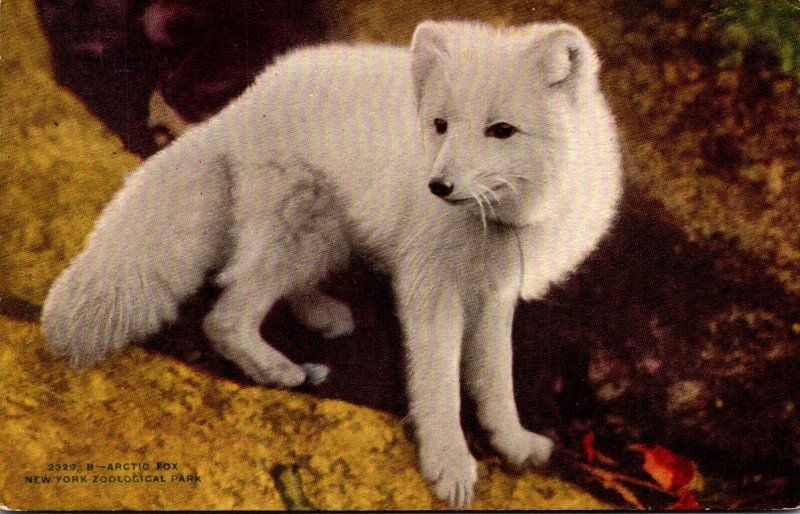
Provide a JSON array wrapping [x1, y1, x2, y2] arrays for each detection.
[[434, 118, 448, 135], [485, 122, 517, 139]]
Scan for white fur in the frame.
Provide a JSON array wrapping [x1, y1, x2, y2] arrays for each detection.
[[42, 20, 622, 508]]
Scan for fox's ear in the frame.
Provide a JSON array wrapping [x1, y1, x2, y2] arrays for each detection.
[[535, 24, 600, 97], [410, 21, 448, 104]]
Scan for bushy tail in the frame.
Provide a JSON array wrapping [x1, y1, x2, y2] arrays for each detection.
[[41, 123, 231, 366]]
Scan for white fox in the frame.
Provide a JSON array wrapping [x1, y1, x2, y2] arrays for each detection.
[[42, 20, 622, 507]]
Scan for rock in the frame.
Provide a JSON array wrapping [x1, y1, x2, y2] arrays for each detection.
[[521, 191, 800, 497], [0, 317, 614, 510]]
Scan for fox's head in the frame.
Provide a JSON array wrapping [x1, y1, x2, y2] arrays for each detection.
[[411, 20, 611, 228]]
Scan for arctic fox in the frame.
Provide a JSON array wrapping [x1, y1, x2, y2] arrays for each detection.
[[42, 20, 622, 507]]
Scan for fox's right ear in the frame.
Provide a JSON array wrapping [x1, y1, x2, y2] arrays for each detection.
[[534, 24, 600, 101], [410, 21, 448, 105]]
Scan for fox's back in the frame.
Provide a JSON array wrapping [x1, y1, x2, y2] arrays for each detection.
[[231, 44, 420, 181], [213, 44, 430, 249]]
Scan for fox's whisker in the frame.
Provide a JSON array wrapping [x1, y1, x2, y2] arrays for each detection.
[[476, 188, 498, 220], [491, 176, 518, 195], [477, 183, 501, 205], [470, 190, 488, 231]]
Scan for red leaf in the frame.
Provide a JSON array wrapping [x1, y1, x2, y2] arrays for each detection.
[[668, 489, 702, 510], [632, 444, 697, 493], [582, 432, 596, 463]]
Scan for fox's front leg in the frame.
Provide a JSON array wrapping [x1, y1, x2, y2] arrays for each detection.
[[395, 276, 477, 508], [462, 292, 554, 468]]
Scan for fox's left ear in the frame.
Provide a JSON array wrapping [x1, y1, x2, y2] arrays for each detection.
[[410, 21, 448, 105], [533, 24, 600, 99]]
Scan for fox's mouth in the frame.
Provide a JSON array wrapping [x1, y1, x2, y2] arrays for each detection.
[[443, 197, 472, 205], [442, 184, 507, 205]]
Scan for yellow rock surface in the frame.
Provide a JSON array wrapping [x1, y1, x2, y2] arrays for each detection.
[[0, 317, 612, 510], [0, 0, 612, 509], [0, 0, 140, 304]]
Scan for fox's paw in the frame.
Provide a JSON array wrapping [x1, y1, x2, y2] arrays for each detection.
[[300, 363, 330, 387], [491, 428, 554, 468], [237, 353, 308, 388], [289, 292, 355, 339], [419, 439, 478, 509]]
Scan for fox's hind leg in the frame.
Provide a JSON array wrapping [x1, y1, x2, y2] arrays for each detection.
[[288, 289, 355, 339], [204, 159, 350, 387], [203, 272, 308, 387]]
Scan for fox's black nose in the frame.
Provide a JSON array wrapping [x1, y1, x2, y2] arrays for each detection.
[[428, 178, 454, 198]]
